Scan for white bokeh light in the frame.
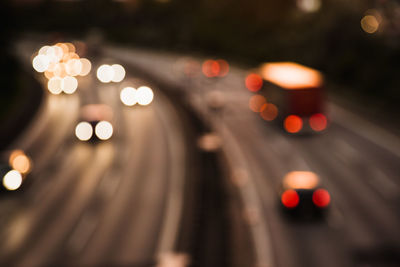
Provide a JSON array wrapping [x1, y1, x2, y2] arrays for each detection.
[[75, 122, 93, 141], [111, 64, 126, 82], [32, 55, 50, 73], [120, 87, 137, 106], [136, 86, 154, 106], [3, 170, 23, 191], [62, 76, 78, 94], [47, 77, 63, 95], [95, 121, 113, 140], [97, 64, 114, 83]]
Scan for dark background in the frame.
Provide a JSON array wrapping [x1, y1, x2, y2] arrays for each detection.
[[1, 0, 400, 120]]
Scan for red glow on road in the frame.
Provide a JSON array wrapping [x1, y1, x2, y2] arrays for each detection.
[[284, 115, 303, 133], [281, 189, 300, 208], [309, 113, 327, 132], [312, 189, 331, 208], [245, 73, 263, 92]]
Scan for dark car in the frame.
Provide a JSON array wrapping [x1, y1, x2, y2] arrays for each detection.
[[280, 171, 331, 218]]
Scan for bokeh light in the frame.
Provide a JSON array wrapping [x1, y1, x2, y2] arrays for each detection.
[[361, 15, 380, 34], [75, 122, 93, 141], [62, 76, 78, 94], [309, 113, 327, 131], [9, 150, 31, 175], [111, 64, 126, 82], [216, 59, 229, 77], [64, 42, 76, 54], [197, 133, 222, 151], [136, 86, 154, 105], [312, 189, 331, 208], [202, 60, 220, 78], [260, 62, 322, 90], [281, 189, 299, 208], [47, 77, 63, 95], [65, 58, 82, 76], [97, 64, 114, 83], [284, 115, 303, 133], [95, 121, 113, 140], [79, 58, 92, 76], [245, 73, 263, 92], [249, 94, 266, 112], [38, 45, 50, 55], [120, 87, 137, 106], [32, 55, 50, 73], [283, 171, 319, 190], [3, 170, 23, 191], [297, 0, 321, 13], [260, 103, 278, 121], [53, 63, 67, 78]]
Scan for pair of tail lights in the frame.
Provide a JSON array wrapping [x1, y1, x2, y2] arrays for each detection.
[[281, 189, 331, 208], [284, 113, 327, 133]]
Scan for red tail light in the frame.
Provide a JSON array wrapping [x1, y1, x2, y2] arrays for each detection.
[[281, 189, 300, 208], [284, 115, 303, 133], [309, 113, 327, 132], [245, 73, 263, 92], [312, 189, 331, 208]]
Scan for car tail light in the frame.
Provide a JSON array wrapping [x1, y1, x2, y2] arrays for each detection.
[[309, 113, 327, 132], [312, 189, 331, 208], [281, 189, 300, 208], [284, 115, 303, 133]]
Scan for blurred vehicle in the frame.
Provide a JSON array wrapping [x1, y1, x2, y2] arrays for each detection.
[[280, 171, 331, 218], [1, 150, 32, 191], [75, 104, 114, 142], [259, 62, 328, 134]]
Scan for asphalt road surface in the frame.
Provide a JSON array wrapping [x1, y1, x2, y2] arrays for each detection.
[[0, 38, 399, 267], [0, 41, 199, 267], [107, 46, 400, 267]]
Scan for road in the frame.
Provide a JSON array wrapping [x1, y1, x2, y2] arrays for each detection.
[[0, 41, 195, 267], [0, 38, 399, 267], [107, 46, 400, 267]]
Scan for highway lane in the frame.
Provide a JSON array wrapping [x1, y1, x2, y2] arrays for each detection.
[[0, 43, 192, 267], [106, 46, 400, 267]]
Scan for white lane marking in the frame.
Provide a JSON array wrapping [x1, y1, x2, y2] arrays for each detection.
[[155, 91, 187, 256], [329, 103, 400, 159]]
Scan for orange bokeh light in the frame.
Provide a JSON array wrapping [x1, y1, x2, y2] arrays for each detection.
[[249, 94, 267, 112], [260, 103, 278, 121], [245, 73, 263, 92], [284, 115, 303, 133]]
